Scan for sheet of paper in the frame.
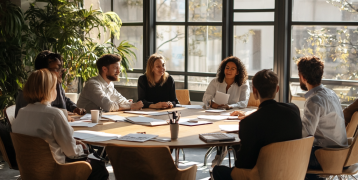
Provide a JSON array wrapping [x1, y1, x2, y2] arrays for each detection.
[[101, 115, 126, 121], [73, 130, 100, 139], [117, 133, 158, 142], [88, 153, 101, 161], [68, 122, 97, 127], [179, 121, 212, 126], [181, 105, 203, 109], [73, 130, 120, 142], [197, 115, 230, 120], [126, 116, 167, 123], [205, 109, 226, 113], [219, 125, 239, 132], [214, 91, 230, 105], [124, 111, 168, 116], [80, 114, 92, 120]]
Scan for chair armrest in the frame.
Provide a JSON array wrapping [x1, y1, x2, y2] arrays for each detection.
[[176, 165, 197, 180], [315, 147, 350, 174], [55, 161, 92, 180], [348, 137, 353, 145]]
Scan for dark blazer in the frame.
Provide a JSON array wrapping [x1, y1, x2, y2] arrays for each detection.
[[137, 74, 179, 108], [235, 99, 302, 169]]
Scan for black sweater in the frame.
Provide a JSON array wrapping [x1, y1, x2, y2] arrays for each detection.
[[137, 74, 179, 108], [235, 99, 302, 169]]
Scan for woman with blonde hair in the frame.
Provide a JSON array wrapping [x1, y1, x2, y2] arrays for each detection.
[[137, 54, 179, 109], [12, 69, 109, 180]]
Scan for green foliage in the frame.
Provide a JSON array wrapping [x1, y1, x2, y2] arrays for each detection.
[[0, 0, 27, 118], [22, 0, 135, 89]]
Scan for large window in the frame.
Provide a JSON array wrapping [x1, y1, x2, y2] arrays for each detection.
[[290, 0, 358, 107]]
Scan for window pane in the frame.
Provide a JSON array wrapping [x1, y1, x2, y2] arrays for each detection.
[[291, 26, 358, 81], [188, 76, 216, 91], [114, 0, 143, 23], [234, 0, 275, 9], [293, 0, 358, 22], [114, 26, 143, 69], [156, 26, 185, 71], [233, 26, 274, 76], [115, 73, 142, 86], [99, 0, 111, 12], [290, 82, 358, 107], [188, 26, 222, 73], [234, 12, 274, 21], [156, 0, 185, 22], [171, 75, 185, 89], [189, 0, 222, 22]]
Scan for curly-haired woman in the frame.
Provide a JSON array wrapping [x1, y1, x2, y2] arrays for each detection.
[[203, 56, 250, 110]]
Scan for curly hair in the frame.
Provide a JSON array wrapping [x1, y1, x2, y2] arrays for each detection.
[[217, 56, 248, 86], [296, 56, 324, 86]]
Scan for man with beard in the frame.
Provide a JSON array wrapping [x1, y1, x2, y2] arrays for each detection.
[[77, 54, 143, 112], [15, 51, 87, 118], [297, 56, 348, 180]]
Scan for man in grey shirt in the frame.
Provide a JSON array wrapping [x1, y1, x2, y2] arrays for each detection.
[[297, 56, 348, 180]]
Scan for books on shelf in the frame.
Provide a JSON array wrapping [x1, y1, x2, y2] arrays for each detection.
[[125, 116, 168, 126], [199, 133, 235, 143]]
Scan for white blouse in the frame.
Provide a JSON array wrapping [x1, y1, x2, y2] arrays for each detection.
[[203, 78, 250, 109], [12, 102, 83, 164]]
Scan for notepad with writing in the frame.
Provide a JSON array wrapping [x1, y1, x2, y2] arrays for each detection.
[[199, 133, 235, 143]]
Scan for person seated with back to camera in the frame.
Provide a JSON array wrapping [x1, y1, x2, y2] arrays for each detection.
[[212, 69, 302, 180], [137, 54, 179, 109], [12, 69, 109, 180], [77, 54, 143, 112], [15, 51, 87, 121], [203, 56, 250, 110]]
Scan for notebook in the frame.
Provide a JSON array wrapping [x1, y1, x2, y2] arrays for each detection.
[[117, 133, 158, 142], [125, 116, 168, 126], [199, 133, 235, 143]]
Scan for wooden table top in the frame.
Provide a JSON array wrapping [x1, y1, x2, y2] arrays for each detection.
[[71, 107, 255, 148]]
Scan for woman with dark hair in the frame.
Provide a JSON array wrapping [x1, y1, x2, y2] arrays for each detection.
[[203, 56, 250, 110], [137, 54, 179, 109]]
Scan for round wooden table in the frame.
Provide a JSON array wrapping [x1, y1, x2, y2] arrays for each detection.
[[72, 107, 246, 166]]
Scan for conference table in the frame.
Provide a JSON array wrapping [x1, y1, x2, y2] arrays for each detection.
[[71, 107, 255, 166]]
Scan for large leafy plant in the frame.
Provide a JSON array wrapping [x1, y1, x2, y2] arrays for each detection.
[[0, 0, 27, 118], [23, 0, 136, 89]]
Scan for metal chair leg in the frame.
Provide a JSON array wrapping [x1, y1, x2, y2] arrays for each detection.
[[228, 149, 231, 168], [203, 146, 215, 166], [181, 148, 185, 161]]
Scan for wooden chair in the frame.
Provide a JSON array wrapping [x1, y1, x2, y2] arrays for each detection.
[[10, 132, 92, 180], [106, 144, 197, 180], [176, 89, 191, 105], [306, 132, 358, 179], [346, 111, 358, 138], [247, 92, 260, 107], [4, 105, 16, 126], [231, 136, 314, 180]]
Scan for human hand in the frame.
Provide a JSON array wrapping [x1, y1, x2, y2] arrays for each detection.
[[68, 116, 75, 122], [230, 110, 246, 120], [221, 104, 232, 110], [76, 140, 89, 154], [74, 108, 86, 115], [131, 101, 144, 110], [211, 102, 221, 109]]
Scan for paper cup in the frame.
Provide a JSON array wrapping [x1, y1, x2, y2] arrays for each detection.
[[91, 110, 99, 123]]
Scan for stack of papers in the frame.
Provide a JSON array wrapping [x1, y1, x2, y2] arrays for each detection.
[[124, 111, 168, 116], [181, 105, 203, 109], [73, 130, 121, 142], [101, 115, 126, 122], [68, 121, 97, 127], [206, 109, 226, 113], [219, 125, 239, 132], [117, 133, 158, 142], [199, 133, 235, 143], [125, 116, 168, 126], [179, 118, 212, 126], [80, 114, 92, 120]]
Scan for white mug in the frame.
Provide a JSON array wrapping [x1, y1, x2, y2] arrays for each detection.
[[91, 110, 100, 123]]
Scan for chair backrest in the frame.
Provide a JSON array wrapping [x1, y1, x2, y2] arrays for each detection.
[[106, 145, 196, 180], [176, 89, 191, 105], [346, 111, 358, 138], [345, 132, 358, 166], [4, 105, 16, 125], [254, 136, 314, 180], [0, 136, 16, 169], [247, 92, 260, 107]]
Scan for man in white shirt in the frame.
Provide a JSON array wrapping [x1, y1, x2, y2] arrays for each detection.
[[78, 54, 143, 112], [297, 56, 348, 180]]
